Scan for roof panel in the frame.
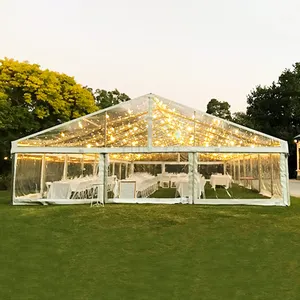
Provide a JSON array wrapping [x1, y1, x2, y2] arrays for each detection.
[[16, 93, 282, 149]]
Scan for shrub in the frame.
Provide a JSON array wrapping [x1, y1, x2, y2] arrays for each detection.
[[0, 173, 11, 190]]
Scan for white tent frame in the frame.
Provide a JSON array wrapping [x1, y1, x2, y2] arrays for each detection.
[[11, 94, 290, 206]]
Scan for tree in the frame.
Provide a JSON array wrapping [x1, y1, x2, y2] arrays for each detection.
[[94, 88, 130, 109], [232, 111, 252, 128], [206, 98, 232, 120], [246, 63, 300, 177], [0, 58, 98, 174]]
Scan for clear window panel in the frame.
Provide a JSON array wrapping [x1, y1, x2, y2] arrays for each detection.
[[15, 154, 42, 198]]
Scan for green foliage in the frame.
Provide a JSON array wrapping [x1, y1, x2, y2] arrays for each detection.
[[206, 98, 232, 120], [0, 58, 98, 173], [246, 63, 300, 177], [0, 173, 11, 190], [94, 88, 130, 109], [232, 111, 252, 127]]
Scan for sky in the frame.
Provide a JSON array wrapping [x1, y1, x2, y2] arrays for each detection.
[[1, 0, 300, 113]]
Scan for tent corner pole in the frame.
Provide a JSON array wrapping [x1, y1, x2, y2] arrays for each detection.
[[11, 153, 17, 205]]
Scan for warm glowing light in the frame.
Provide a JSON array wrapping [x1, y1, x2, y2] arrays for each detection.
[[4, 156, 8, 160], [17, 95, 281, 149], [175, 130, 181, 139], [86, 144, 92, 148]]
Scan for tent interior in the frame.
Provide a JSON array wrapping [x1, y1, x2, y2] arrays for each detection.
[[11, 94, 289, 206]]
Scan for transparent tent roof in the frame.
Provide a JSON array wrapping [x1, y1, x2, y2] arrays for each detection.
[[15, 94, 282, 150]]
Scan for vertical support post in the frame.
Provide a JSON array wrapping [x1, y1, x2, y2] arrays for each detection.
[[297, 142, 299, 179], [40, 154, 46, 196], [11, 153, 17, 205], [258, 154, 262, 193], [103, 154, 108, 204], [112, 162, 115, 176], [243, 155, 246, 187], [250, 155, 253, 189], [238, 159, 241, 185], [93, 154, 97, 176], [194, 153, 200, 200], [188, 153, 193, 204], [125, 163, 128, 179], [233, 160, 236, 182], [104, 112, 108, 147], [270, 154, 274, 196], [188, 153, 197, 204], [280, 153, 290, 206], [97, 154, 105, 204], [223, 163, 226, 175], [81, 154, 84, 176], [119, 163, 122, 180], [147, 95, 153, 149], [130, 163, 134, 176], [162, 163, 165, 173], [63, 154, 68, 180]]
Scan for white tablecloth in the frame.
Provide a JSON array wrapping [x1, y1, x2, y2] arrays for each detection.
[[176, 176, 206, 198], [210, 175, 232, 189], [47, 176, 117, 199]]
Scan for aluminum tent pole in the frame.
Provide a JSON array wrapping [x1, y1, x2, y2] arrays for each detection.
[[250, 155, 253, 189], [125, 163, 128, 179], [93, 154, 97, 176], [258, 154, 262, 193], [238, 159, 241, 185], [280, 153, 290, 206], [270, 154, 274, 196], [103, 154, 108, 204], [11, 154, 17, 205], [112, 162, 115, 176], [130, 162, 134, 176], [297, 142, 299, 179], [233, 160, 236, 182], [40, 154, 46, 196], [63, 154, 68, 180], [188, 153, 194, 204], [119, 163, 122, 180]]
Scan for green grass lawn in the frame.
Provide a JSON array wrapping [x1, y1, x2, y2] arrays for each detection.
[[1, 190, 300, 300], [150, 183, 267, 199]]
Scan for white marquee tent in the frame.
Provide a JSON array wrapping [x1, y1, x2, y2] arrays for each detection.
[[11, 94, 290, 206]]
